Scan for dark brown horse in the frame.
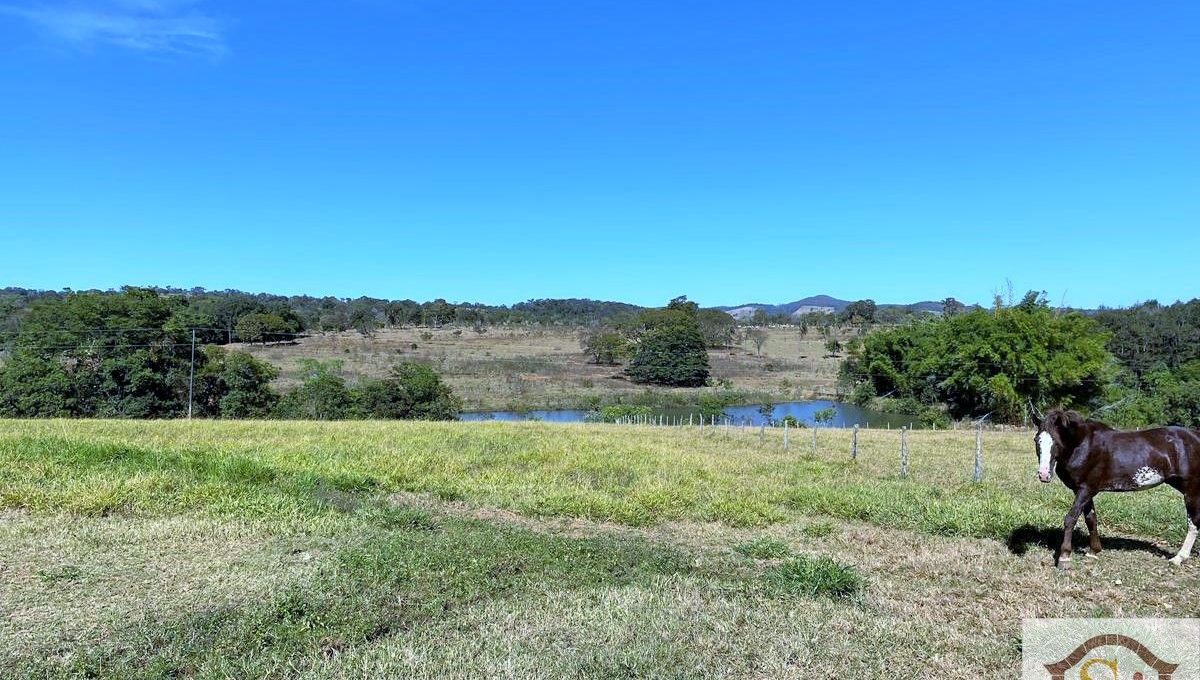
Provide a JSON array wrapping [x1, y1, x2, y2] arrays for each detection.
[[1035, 408, 1200, 569]]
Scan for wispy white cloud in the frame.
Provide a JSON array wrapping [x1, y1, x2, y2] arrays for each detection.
[[0, 1, 226, 57]]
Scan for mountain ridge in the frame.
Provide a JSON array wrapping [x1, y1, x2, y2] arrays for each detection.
[[716, 295, 946, 319]]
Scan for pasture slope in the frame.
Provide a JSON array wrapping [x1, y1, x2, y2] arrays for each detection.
[[238, 325, 845, 411], [1, 419, 1197, 678]]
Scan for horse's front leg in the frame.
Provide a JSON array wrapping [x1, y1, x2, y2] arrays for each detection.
[[1084, 500, 1101, 558], [1059, 488, 1093, 570]]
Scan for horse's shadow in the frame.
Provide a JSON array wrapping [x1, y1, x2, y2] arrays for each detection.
[[1006, 524, 1171, 558]]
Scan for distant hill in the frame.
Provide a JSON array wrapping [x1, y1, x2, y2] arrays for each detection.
[[717, 295, 946, 320]]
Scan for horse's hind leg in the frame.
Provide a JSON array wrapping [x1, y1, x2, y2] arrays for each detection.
[[1169, 492, 1200, 566], [1084, 500, 1101, 558]]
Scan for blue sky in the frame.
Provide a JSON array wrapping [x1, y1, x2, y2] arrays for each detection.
[[1, 1, 1197, 308]]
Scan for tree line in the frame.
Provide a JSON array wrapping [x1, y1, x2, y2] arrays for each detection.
[[6, 285, 1200, 427], [0, 287, 643, 345], [0, 287, 956, 348], [0, 289, 459, 420], [839, 291, 1200, 427]]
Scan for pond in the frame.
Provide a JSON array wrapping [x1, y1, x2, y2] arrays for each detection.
[[460, 400, 921, 429]]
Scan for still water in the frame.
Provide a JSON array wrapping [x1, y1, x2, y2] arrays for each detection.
[[460, 400, 919, 429]]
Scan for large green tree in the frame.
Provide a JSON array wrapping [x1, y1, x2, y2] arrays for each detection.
[[838, 300, 877, 326], [235, 312, 293, 344], [625, 298, 710, 387], [840, 292, 1111, 422], [193, 346, 280, 418], [580, 328, 630, 365], [696, 309, 737, 348]]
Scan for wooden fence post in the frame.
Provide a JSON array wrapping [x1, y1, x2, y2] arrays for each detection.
[[811, 426, 817, 456], [900, 427, 909, 478], [852, 424, 858, 460], [784, 419, 789, 451], [974, 422, 984, 483]]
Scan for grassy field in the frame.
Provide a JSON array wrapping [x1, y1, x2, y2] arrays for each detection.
[[2, 419, 1198, 678], [238, 326, 845, 411]]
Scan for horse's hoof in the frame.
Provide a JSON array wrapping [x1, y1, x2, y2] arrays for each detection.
[[1084, 552, 1100, 560], [1057, 558, 1073, 570], [1169, 556, 1185, 566]]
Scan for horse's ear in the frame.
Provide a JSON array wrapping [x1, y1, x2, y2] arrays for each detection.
[[1048, 410, 1079, 449], [1028, 399, 1045, 424]]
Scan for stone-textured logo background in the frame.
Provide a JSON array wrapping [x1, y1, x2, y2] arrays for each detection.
[[1023, 619, 1200, 679]]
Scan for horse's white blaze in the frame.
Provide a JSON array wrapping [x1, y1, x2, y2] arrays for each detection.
[[1037, 431, 1053, 476], [1133, 466, 1164, 487]]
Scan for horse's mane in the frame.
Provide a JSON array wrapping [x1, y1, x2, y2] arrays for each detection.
[[1044, 409, 1114, 447], [1045, 408, 1113, 432]]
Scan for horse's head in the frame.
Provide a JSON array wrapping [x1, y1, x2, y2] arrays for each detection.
[[1034, 409, 1084, 483]]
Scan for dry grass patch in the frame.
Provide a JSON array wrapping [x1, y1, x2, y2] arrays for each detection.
[[239, 326, 845, 410], [0, 514, 319, 664]]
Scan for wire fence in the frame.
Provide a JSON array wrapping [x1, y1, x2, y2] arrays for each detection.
[[563, 412, 1013, 483]]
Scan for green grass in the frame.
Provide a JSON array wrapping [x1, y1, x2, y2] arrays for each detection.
[[0, 419, 1187, 542], [35, 565, 83, 585], [734, 537, 792, 560], [800, 520, 835, 538], [3, 419, 1198, 678], [764, 555, 865, 599]]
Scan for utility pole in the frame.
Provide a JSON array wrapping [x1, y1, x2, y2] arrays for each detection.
[[187, 328, 196, 420]]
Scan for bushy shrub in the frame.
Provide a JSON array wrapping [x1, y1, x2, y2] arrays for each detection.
[[356, 362, 462, 421], [839, 294, 1110, 422], [273, 360, 355, 420], [779, 415, 804, 428], [697, 393, 732, 419], [275, 360, 460, 421]]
